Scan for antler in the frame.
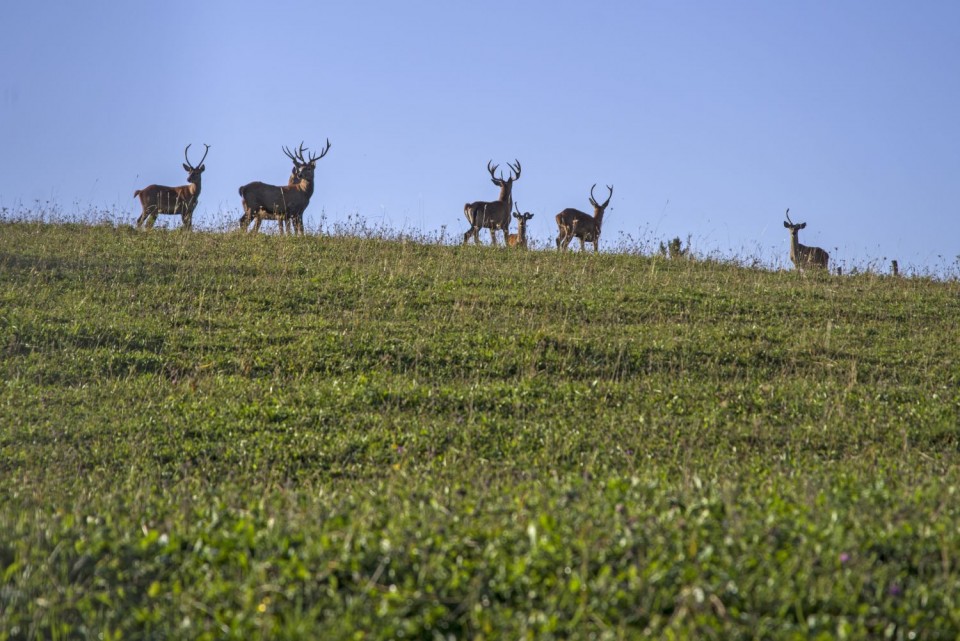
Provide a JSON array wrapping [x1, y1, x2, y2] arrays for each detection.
[[184, 143, 210, 169], [508, 159, 521, 181], [601, 184, 613, 208], [784, 208, 794, 224], [487, 160, 502, 184], [589, 184, 614, 209], [283, 142, 308, 167], [306, 138, 331, 164]]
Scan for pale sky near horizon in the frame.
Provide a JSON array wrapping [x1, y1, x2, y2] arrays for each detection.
[[2, 1, 959, 274]]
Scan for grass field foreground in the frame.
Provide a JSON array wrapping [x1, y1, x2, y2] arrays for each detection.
[[2, 221, 960, 639]]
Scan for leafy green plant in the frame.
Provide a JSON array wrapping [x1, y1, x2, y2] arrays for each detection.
[[659, 234, 692, 260]]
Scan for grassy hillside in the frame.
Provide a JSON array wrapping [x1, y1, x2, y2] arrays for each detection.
[[2, 221, 959, 640]]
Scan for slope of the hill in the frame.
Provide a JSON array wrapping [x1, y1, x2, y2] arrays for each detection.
[[2, 221, 959, 639]]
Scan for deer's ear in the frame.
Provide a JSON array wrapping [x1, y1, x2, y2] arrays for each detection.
[[513, 212, 520, 219], [198, 165, 205, 172], [799, 222, 807, 229], [183, 163, 191, 172], [490, 178, 500, 186], [527, 213, 534, 220], [783, 221, 790, 228]]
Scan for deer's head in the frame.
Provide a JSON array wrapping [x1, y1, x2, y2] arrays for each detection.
[[783, 208, 807, 234], [487, 159, 521, 198], [589, 184, 613, 218], [512, 203, 534, 226], [182, 143, 210, 185], [283, 139, 332, 184]]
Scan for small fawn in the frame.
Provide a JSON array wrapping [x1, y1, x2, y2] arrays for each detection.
[[507, 203, 534, 248]]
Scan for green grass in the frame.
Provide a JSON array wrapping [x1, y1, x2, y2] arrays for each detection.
[[2, 220, 959, 639]]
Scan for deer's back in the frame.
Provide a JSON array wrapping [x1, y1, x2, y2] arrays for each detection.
[[556, 208, 590, 228]]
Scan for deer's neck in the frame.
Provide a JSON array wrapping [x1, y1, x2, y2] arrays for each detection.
[[295, 178, 315, 197], [593, 210, 604, 232], [790, 231, 802, 263]]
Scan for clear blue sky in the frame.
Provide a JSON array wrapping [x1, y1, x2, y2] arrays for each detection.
[[2, 1, 959, 272]]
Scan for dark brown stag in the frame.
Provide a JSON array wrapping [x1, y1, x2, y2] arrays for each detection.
[[239, 140, 331, 235], [506, 203, 534, 248], [555, 184, 613, 252], [134, 144, 210, 230], [463, 159, 521, 245], [783, 208, 830, 271], [238, 144, 304, 235]]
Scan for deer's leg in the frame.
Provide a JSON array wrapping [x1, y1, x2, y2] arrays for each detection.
[[251, 217, 262, 234], [136, 207, 149, 228], [182, 213, 193, 231], [463, 228, 474, 245]]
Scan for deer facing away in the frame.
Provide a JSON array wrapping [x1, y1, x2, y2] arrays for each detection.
[[783, 208, 829, 270], [463, 159, 521, 245], [134, 144, 210, 230], [555, 184, 613, 252], [507, 203, 534, 248], [239, 140, 331, 236]]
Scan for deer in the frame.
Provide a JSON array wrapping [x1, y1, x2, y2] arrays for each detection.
[[134, 144, 210, 230], [238, 145, 303, 235], [555, 184, 613, 252], [239, 140, 331, 236], [783, 208, 829, 271], [463, 159, 521, 245], [507, 203, 534, 248]]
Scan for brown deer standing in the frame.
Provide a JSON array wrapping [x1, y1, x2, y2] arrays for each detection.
[[555, 184, 613, 252], [239, 140, 331, 236], [507, 203, 534, 248], [463, 159, 521, 245], [134, 144, 210, 230], [783, 208, 829, 271]]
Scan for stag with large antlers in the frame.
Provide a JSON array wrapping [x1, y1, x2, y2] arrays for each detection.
[[463, 159, 521, 245], [555, 184, 613, 252], [238, 143, 304, 235], [507, 203, 534, 249], [134, 144, 210, 230], [239, 140, 331, 236], [783, 208, 829, 271]]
